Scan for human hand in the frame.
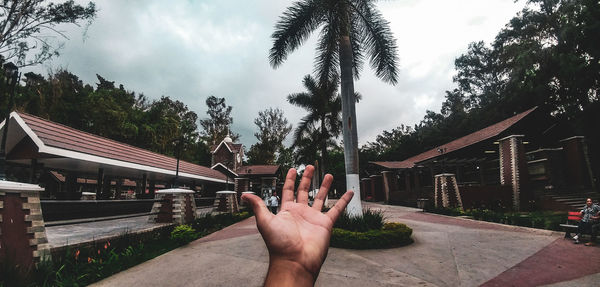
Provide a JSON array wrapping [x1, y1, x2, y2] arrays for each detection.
[[241, 165, 354, 287]]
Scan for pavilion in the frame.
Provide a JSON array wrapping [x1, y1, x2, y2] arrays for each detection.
[[0, 112, 229, 199]]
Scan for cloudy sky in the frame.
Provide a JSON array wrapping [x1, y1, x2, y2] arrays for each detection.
[[26, 0, 526, 149]]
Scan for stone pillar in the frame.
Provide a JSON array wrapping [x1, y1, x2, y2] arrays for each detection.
[[148, 188, 196, 225], [213, 191, 239, 213], [499, 135, 530, 211], [560, 136, 595, 190], [0, 181, 50, 276], [434, 173, 462, 209], [381, 171, 397, 204]]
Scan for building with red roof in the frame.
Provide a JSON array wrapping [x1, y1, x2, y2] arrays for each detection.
[[0, 112, 228, 199], [364, 107, 595, 211]]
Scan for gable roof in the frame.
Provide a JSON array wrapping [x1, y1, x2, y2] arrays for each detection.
[[371, 107, 537, 170], [211, 141, 243, 154], [2, 112, 227, 183], [237, 165, 280, 176]]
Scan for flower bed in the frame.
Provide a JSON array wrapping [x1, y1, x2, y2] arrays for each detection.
[[426, 206, 566, 231], [1, 211, 253, 287]]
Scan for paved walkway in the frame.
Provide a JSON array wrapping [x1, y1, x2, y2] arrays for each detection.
[[91, 203, 600, 286], [46, 207, 213, 247]]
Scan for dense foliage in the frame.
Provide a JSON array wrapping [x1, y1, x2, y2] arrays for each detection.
[[0, 0, 97, 67], [361, 0, 600, 177], [246, 108, 292, 165], [1, 70, 213, 166]]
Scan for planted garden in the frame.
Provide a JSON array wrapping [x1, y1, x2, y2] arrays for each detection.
[[329, 209, 413, 249], [0, 211, 252, 287]]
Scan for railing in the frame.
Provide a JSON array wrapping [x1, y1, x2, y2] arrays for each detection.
[[41, 199, 164, 226]]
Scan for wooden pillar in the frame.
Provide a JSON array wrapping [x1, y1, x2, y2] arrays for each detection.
[[29, 159, 37, 184], [381, 171, 398, 204], [65, 172, 78, 200], [413, 170, 421, 194], [149, 180, 156, 198], [96, 168, 104, 198], [560, 136, 595, 190], [115, 178, 123, 199], [141, 174, 148, 199]]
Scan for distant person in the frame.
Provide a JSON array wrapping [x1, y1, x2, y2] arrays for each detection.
[[573, 198, 600, 244], [269, 194, 279, 214], [242, 165, 354, 286]]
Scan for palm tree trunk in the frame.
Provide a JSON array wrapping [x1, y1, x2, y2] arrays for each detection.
[[320, 118, 327, 179], [339, 8, 362, 216]]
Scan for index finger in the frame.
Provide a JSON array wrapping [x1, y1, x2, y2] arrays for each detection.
[[327, 191, 355, 222]]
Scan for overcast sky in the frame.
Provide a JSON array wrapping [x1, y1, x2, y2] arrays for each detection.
[[26, 0, 526, 149]]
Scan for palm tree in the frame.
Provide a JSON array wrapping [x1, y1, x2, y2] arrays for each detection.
[[270, 0, 399, 216], [288, 74, 342, 179]]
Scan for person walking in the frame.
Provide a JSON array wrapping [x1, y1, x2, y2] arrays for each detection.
[[269, 193, 279, 214]]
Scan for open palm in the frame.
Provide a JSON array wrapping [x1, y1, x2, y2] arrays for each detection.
[[242, 165, 354, 284]]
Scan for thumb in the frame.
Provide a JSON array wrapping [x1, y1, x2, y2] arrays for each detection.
[[241, 193, 271, 221]]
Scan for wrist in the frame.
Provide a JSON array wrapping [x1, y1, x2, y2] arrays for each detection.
[[264, 257, 317, 287]]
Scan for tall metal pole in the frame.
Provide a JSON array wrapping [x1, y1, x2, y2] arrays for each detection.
[[0, 62, 19, 181]]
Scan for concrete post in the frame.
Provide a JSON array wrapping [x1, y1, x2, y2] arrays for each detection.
[[0, 181, 50, 276], [148, 188, 197, 225], [499, 135, 530, 211]]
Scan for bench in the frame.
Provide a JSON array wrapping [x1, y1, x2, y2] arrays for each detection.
[[560, 211, 582, 239]]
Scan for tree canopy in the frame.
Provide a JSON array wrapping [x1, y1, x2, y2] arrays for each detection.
[[0, 0, 97, 67]]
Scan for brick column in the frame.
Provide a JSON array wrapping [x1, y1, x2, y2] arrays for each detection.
[[434, 173, 463, 209], [560, 136, 594, 190], [499, 135, 530, 211], [0, 181, 50, 275], [381, 171, 397, 204], [148, 188, 196, 225], [213, 191, 239, 213], [234, 178, 249, 200]]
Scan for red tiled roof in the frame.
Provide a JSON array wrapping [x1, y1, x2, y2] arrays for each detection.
[[371, 107, 537, 169], [237, 165, 280, 176], [18, 113, 227, 181]]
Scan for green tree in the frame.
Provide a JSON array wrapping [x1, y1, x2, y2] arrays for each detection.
[[199, 96, 239, 145], [0, 0, 96, 67], [270, 0, 399, 215], [247, 107, 292, 165], [287, 75, 343, 178]]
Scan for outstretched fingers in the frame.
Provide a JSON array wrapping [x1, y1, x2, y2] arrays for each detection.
[[296, 165, 314, 204], [312, 174, 333, 211], [281, 168, 297, 208], [326, 191, 355, 222], [241, 193, 273, 223]]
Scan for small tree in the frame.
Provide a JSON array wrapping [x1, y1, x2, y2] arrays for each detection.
[[0, 0, 97, 67], [199, 96, 239, 145], [247, 107, 292, 165]]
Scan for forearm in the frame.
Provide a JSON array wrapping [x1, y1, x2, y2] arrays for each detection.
[[264, 257, 317, 287]]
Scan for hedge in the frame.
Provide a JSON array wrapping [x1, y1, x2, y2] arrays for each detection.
[[330, 222, 413, 249]]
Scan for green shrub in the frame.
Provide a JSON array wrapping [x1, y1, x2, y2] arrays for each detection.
[[334, 208, 385, 232], [170, 225, 198, 245], [331, 222, 413, 249]]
